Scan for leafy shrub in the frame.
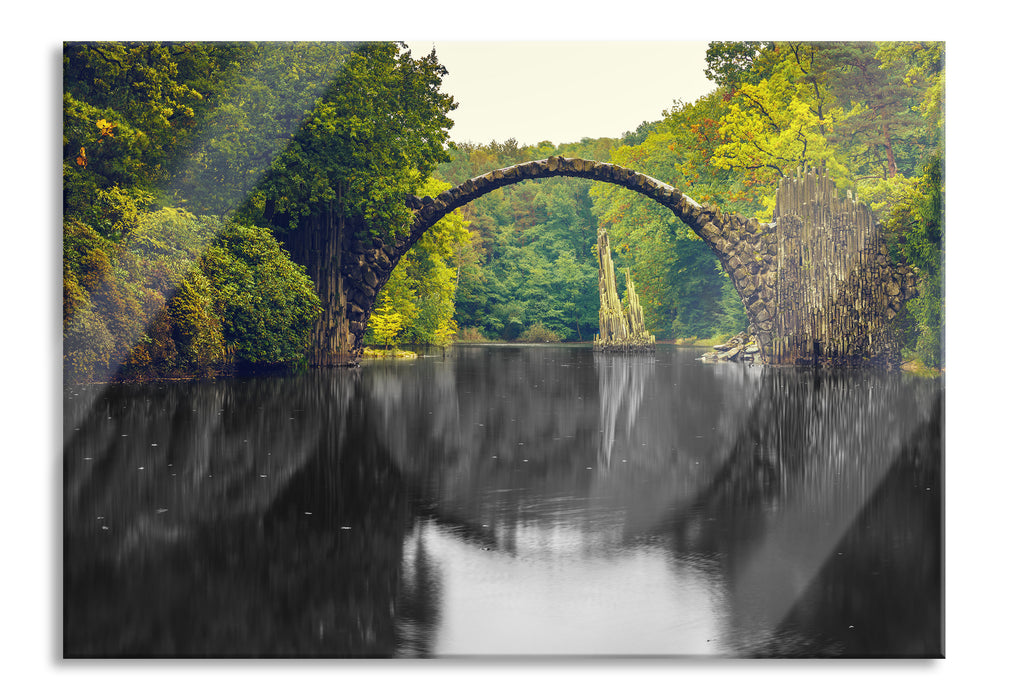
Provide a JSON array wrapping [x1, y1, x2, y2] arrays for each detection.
[[517, 322, 561, 343], [63, 209, 322, 382], [455, 326, 489, 343], [167, 270, 226, 370], [877, 152, 945, 368], [200, 222, 321, 365], [63, 272, 115, 383]]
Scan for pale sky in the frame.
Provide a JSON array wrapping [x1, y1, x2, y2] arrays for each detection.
[[406, 41, 716, 147]]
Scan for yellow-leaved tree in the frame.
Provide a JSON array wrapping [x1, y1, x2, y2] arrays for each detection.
[[365, 175, 471, 348], [710, 47, 849, 217], [368, 296, 405, 351]]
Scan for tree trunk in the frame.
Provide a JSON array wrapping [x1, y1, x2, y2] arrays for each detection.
[[882, 117, 898, 179], [285, 202, 360, 366]]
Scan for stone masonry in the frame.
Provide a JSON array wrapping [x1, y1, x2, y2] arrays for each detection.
[[308, 157, 916, 368]]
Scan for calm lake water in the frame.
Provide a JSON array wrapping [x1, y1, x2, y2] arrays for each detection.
[[63, 345, 943, 658]]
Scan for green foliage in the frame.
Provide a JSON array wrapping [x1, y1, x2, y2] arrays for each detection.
[[368, 296, 406, 350], [240, 42, 456, 239], [709, 47, 850, 214], [167, 270, 226, 369], [668, 237, 745, 338], [64, 42, 203, 147], [63, 209, 321, 382], [589, 101, 748, 340], [442, 140, 603, 342], [517, 322, 561, 343], [876, 41, 944, 141], [62, 42, 233, 225], [819, 42, 931, 180], [704, 42, 778, 92], [364, 176, 470, 347], [200, 223, 322, 365], [173, 42, 356, 217], [455, 327, 490, 343], [63, 41, 456, 379], [878, 151, 945, 367], [63, 270, 116, 384]]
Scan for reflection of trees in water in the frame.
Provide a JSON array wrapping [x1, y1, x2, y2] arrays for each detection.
[[64, 374, 354, 558], [651, 369, 943, 657], [366, 347, 601, 548], [368, 347, 764, 548], [64, 350, 943, 658], [378, 357, 943, 657], [395, 520, 444, 658], [63, 372, 430, 657], [590, 354, 764, 535], [595, 353, 653, 471], [779, 395, 942, 657]]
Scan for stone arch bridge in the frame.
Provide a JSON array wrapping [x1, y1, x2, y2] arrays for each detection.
[[285, 156, 917, 369]]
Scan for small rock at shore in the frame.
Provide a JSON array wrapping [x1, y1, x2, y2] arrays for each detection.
[[702, 333, 763, 364]]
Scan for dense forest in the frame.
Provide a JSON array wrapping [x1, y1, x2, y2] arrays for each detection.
[[63, 42, 456, 382], [63, 41, 945, 383]]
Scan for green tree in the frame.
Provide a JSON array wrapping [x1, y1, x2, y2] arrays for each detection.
[[879, 152, 944, 367], [63, 42, 205, 188], [364, 177, 470, 347], [876, 41, 944, 143], [167, 270, 226, 369], [63, 42, 456, 372], [710, 50, 849, 214], [200, 222, 322, 365], [244, 42, 456, 239], [63, 42, 245, 230], [441, 140, 605, 341], [369, 297, 405, 351], [819, 42, 929, 180], [590, 98, 749, 341], [231, 42, 458, 361], [63, 208, 321, 382], [704, 41, 778, 93], [172, 42, 355, 217]]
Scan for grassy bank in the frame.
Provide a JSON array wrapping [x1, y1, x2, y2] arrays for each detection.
[[670, 332, 738, 348], [900, 357, 944, 378], [362, 347, 418, 359]]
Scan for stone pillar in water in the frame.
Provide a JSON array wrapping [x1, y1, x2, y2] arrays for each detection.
[[623, 268, 655, 347], [594, 228, 655, 353]]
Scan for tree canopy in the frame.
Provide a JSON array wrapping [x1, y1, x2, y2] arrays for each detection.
[[63, 41, 457, 381]]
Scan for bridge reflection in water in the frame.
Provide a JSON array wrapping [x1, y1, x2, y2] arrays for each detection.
[[63, 346, 942, 657]]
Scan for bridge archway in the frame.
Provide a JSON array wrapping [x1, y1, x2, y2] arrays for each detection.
[[334, 157, 777, 363], [315, 158, 915, 368]]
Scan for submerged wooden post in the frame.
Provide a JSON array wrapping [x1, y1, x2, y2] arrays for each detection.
[[594, 228, 655, 353]]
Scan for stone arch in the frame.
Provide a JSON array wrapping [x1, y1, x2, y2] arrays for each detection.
[[390, 156, 777, 348], [405, 156, 769, 260], [329, 158, 914, 368]]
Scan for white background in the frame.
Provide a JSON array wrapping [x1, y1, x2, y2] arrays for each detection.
[[4, 2, 1001, 697]]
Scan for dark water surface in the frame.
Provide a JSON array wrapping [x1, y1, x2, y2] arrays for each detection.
[[63, 345, 943, 657]]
